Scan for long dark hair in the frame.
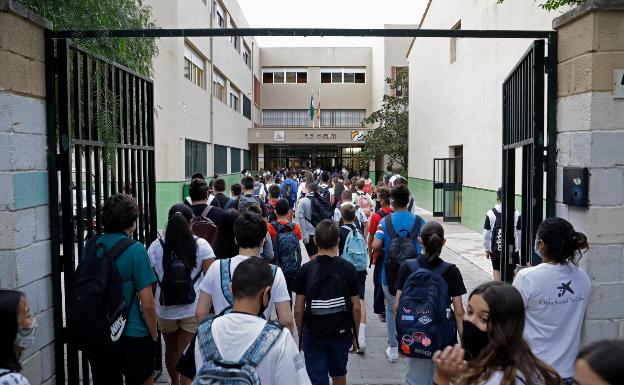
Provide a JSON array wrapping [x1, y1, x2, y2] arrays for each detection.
[[0, 290, 24, 371], [420, 221, 445, 263], [164, 204, 197, 268], [577, 339, 624, 384], [214, 209, 240, 259], [459, 282, 560, 385], [537, 217, 588, 265]]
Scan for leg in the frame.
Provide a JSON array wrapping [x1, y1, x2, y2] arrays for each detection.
[[327, 334, 352, 385], [382, 285, 397, 348], [491, 254, 501, 281], [302, 326, 330, 385], [405, 357, 435, 385], [373, 261, 385, 315], [174, 329, 195, 385], [121, 336, 155, 385], [357, 271, 367, 353], [89, 351, 123, 385], [163, 330, 181, 385]]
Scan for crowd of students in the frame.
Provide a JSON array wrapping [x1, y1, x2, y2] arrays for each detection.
[[1, 168, 623, 385]]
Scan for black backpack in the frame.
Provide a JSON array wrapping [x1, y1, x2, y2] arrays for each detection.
[[67, 236, 137, 353], [157, 238, 201, 306], [302, 258, 357, 344], [318, 185, 331, 203], [490, 208, 503, 257], [309, 193, 333, 227], [385, 214, 423, 295]]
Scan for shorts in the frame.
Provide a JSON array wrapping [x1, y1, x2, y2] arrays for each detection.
[[302, 326, 352, 384], [158, 316, 198, 334], [89, 335, 155, 385], [490, 252, 520, 271], [357, 270, 367, 300]]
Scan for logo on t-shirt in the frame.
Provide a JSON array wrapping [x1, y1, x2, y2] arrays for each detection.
[[557, 280, 575, 297]]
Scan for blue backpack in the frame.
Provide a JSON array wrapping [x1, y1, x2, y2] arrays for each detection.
[[193, 317, 283, 385], [220, 259, 277, 307], [340, 225, 368, 271], [395, 256, 456, 359], [270, 222, 302, 276]]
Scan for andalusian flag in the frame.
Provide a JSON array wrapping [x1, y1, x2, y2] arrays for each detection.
[[315, 89, 321, 127], [309, 92, 315, 124]]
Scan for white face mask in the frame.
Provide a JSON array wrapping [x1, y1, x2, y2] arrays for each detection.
[[15, 317, 38, 350]]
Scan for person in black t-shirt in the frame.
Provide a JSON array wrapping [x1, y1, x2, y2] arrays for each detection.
[[188, 178, 223, 225], [209, 178, 235, 210], [233, 176, 268, 217], [394, 221, 466, 385]]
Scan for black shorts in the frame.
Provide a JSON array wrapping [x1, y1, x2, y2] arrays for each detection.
[[357, 270, 367, 300], [491, 252, 520, 271], [89, 335, 155, 385]]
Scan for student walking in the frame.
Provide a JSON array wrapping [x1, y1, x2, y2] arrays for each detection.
[[209, 178, 235, 210], [483, 188, 521, 281], [368, 186, 393, 321], [294, 220, 361, 385], [299, 183, 333, 259], [394, 222, 466, 385], [513, 217, 591, 384], [234, 176, 268, 217], [281, 170, 299, 209], [333, 190, 367, 230], [352, 179, 374, 235], [147, 204, 214, 385], [188, 178, 223, 226], [0, 290, 36, 385]]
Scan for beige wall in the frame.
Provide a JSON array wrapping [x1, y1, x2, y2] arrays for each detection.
[[249, 128, 372, 144]]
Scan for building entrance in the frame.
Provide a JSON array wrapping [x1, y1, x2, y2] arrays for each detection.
[[265, 145, 365, 172]]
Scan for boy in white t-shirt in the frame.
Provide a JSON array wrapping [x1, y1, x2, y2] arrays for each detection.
[[195, 212, 294, 333]]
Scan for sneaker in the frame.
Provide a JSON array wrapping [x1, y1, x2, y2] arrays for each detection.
[[385, 346, 399, 363], [378, 313, 386, 323], [357, 335, 366, 354]]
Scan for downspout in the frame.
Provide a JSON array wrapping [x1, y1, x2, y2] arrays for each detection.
[[209, 7, 215, 177]]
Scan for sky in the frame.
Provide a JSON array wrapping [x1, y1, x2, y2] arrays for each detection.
[[237, 0, 429, 47]]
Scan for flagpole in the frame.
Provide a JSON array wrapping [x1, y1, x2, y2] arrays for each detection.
[[317, 89, 321, 128], [311, 89, 314, 129]]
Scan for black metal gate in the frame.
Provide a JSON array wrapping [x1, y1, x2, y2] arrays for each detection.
[[500, 39, 556, 282], [433, 157, 463, 222], [45, 36, 157, 385]]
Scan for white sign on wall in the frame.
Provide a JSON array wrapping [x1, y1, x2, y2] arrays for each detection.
[[614, 69, 624, 99], [273, 131, 285, 142]]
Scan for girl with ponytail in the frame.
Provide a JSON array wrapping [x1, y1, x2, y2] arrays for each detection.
[[513, 217, 591, 384], [147, 203, 215, 385], [394, 221, 467, 385]]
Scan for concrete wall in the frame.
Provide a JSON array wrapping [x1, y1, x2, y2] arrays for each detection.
[[0, 2, 55, 384], [553, 1, 624, 343]]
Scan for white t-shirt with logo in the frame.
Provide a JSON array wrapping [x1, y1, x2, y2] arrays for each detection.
[[513, 262, 591, 378], [148, 236, 215, 320], [198, 255, 291, 319], [194, 313, 311, 385]]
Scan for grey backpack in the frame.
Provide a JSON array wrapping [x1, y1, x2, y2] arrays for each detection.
[[192, 317, 283, 385]]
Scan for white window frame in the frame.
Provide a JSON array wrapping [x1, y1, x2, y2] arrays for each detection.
[[229, 87, 240, 112], [230, 20, 240, 52], [212, 71, 226, 103], [243, 45, 251, 68], [184, 44, 205, 88], [213, 1, 225, 28]]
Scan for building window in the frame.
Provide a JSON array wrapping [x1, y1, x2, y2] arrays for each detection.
[[254, 76, 260, 105], [393, 66, 408, 97], [243, 96, 251, 120], [184, 44, 205, 88], [320, 68, 365, 83], [243, 150, 251, 170], [320, 110, 366, 126], [185, 139, 207, 179], [230, 21, 240, 52], [450, 20, 462, 64], [213, 1, 225, 28], [262, 110, 308, 126], [243, 45, 251, 68], [262, 68, 307, 84], [230, 148, 241, 173], [214, 144, 227, 175], [230, 87, 240, 112], [212, 70, 226, 103]]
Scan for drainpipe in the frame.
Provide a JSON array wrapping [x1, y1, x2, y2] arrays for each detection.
[[209, 8, 215, 177]]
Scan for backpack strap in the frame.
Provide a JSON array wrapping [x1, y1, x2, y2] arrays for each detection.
[[407, 216, 423, 240], [107, 237, 137, 261], [431, 261, 453, 277], [220, 259, 234, 305], [385, 214, 397, 238], [239, 321, 283, 367], [197, 318, 224, 363], [223, 197, 234, 210], [201, 205, 212, 218]]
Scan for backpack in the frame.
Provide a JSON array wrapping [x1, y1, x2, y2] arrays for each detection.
[[67, 236, 137, 353], [318, 184, 331, 203], [220, 259, 277, 308], [490, 208, 503, 257], [156, 238, 201, 306], [340, 225, 368, 271], [191, 206, 219, 248], [193, 317, 283, 385], [267, 202, 278, 223], [309, 193, 334, 227], [271, 222, 302, 276], [252, 182, 262, 197], [385, 214, 423, 296], [395, 256, 456, 359], [356, 191, 372, 218], [238, 195, 261, 214], [223, 196, 235, 210], [284, 182, 295, 205], [302, 258, 357, 342]]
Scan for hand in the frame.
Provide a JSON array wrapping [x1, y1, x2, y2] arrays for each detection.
[[433, 344, 468, 383], [349, 336, 358, 353], [485, 251, 492, 259]]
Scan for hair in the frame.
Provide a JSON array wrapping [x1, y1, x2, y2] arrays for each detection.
[[314, 219, 340, 250], [215, 209, 240, 259], [394, 176, 408, 187], [213, 178, 226, 193], [275, 177, 282, 184], [341, 203, 356, 222], [420, 221, 445, 263], [356, 179, 365, 190], [254, 174, 260, 182], [340, 189, 352, 202], [0, 290, 24, 371], [164, 204, 197, 268], [264, 174, 272, 184], [231, 183, 242, 196], [377, 179, 386, 187], [231, 258, 275, 300], [321, 171, 330, 183], [309, 182, 319, 193], [189, 178, 209, 201], [391, 185, 410, 208], [305, 171, 314, 185], [243, 204, 262, 216], [362, 170, 369, 179], [241, 176, 255, 191], [102, 194, 139, 233], [377, 186, 392, 205], [268, 184, 281, 199], [234, 212, 267, 249], [496, 187, 503, 202], [208, 179, 214, 192], [577, 340, 624, 385], [285, 170, 292, 178], [458, 282, 561, 385], [344, 179, 352, 188], [191, 172, 205, 180], [275, 198, 290, 217], [537, 217, 588, 265]]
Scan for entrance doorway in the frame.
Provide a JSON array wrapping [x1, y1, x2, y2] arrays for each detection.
[[433, 157, 463, 222], [266, 145, 364, 172]]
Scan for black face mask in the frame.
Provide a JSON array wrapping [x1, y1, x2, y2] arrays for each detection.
[[258, 289, 271, 318], [462, 320, 489, 361]]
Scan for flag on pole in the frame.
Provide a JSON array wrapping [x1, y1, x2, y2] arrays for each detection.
[[309, 91, 315, 128], [315, 89, 321, 128]]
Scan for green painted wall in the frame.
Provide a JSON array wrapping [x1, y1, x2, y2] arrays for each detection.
[[409, 178, 434, 212]]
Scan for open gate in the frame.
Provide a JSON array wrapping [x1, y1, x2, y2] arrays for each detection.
[[46, 36, 158, 385], [433, 157, 463, 222]]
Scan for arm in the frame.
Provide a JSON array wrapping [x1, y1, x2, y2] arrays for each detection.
[[139, 286, 158, 341], [393, 290, 402, 315], [483, 213, 492, 254], [275, 301, 295, 335], [351, 294, 362, 347], [451, 296, 464, 336], [202, 258, 213, 274], [294, 294, 306, 346], [372, 238, 383, 253], [195, 291, 214, 323]]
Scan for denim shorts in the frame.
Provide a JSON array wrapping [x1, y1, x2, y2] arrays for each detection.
[[302, 326, 352, 385]]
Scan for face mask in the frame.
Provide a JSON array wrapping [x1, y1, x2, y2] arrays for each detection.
[[461, 320, 489, 361], [534, 239, 542, 258], [258, 289, 271, 318], [15, 317, 38, 350]]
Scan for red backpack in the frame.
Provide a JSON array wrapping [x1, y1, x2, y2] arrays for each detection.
[[191, 206, 218, 248]]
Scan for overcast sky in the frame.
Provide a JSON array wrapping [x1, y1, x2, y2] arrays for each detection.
[[237, 0, 428, 47]]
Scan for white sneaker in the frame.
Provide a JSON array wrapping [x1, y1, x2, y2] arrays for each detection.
[[385, 346, 399, 363], [357, 335, 366, 354]]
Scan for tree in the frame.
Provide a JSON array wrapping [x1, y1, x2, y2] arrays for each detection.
[[356, 75, 409, 171], [496, 0, 584, 11], [20, 0, 158, 77]]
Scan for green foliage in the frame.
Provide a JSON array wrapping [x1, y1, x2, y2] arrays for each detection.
[[20, 0, 158, 77], [496, 0, 585, 11], [356, 77, 409, 170]]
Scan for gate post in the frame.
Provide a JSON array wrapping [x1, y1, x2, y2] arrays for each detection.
[[0, 2, 56, 384], [553, 1, 624, 343]]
